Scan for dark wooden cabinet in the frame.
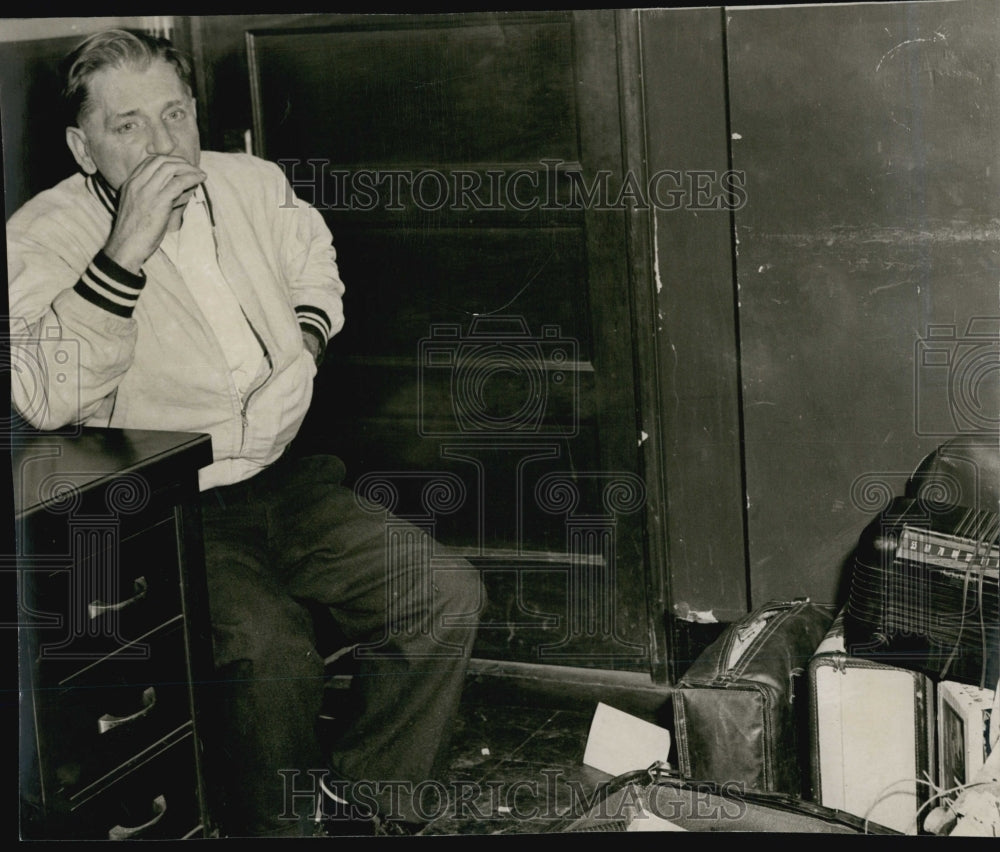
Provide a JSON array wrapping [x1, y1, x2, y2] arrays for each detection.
[[192, 11, 669, 680], [14, 428, 215, 840]]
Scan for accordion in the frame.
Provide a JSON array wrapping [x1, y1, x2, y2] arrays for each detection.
[[844, 495, 999, 689]]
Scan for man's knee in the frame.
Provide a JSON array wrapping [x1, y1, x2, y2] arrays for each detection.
[[432, 561, 485, 629], [211, 595, 324, 676]]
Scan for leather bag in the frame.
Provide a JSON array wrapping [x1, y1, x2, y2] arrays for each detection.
[[672, 599, 835, 797]]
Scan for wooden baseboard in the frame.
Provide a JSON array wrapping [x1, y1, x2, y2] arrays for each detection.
[[463, 658, 674, 725], [325, 657, 676, 725]]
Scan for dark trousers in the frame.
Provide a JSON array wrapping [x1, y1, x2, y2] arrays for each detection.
[[198, 454, 483, 836]]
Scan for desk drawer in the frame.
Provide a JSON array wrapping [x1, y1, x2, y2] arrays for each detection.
[[34, 622, 195, 802], [28, 515, 184, 671], [30, 729, 205, 840]]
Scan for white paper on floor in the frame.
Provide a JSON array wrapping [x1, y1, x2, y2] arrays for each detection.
[[582, 702, 672, 777]]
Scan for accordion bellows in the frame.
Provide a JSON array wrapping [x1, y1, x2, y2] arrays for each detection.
[[844, 435, 1000, 689]]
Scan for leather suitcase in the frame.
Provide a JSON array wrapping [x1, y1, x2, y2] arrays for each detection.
[[672, 599, 835, 797], [808, 611, 936, 834]]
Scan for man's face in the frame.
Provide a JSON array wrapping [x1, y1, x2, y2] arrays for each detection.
[[67, 58, 201, 200]]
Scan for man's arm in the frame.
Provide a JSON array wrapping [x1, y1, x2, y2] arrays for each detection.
[[8, 233, 144, 430], [264, 159, 346, 366], [8, 156, 206, 431]]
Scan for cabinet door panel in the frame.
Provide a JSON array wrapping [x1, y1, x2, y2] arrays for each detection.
[[197, 11, 655, 672]]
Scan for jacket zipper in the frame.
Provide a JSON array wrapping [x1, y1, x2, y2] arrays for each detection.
[[153, 245, 248, 447], [205, 208, 274, 454], [238, 315, 274, 451]]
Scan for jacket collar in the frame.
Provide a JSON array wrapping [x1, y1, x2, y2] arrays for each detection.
[[86, 171, 119, 217]]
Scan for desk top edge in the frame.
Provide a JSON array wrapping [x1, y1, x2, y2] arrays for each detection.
[[11, 428, 213, 517]]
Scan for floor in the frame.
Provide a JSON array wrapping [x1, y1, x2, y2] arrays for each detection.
[[317, 647, 653, 836], [311, 628, 719, 837], [418, 697, 614, 835]]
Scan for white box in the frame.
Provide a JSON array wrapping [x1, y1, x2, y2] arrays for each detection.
[[809, 614, 936, 834], [937, 680, 995, 789]]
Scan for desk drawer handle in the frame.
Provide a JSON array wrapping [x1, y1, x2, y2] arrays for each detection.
[[108, 794, 167, 840], [98, 686, 156, 734], [89, 576, 148, 619]]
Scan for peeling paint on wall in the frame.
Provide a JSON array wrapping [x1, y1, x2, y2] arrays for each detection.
[[652, 212, 663, 294], [674, 601, 719, 623]]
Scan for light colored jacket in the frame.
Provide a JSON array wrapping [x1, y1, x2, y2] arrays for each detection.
[[8, 151, 345, 489]]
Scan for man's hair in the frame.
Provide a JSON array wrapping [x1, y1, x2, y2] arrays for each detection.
[[60, 29, 194, 126]]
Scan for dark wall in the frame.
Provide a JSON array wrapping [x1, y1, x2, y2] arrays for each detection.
[[639, 7, 748, 625], [0, 36, 81, 221], [636, 0, 998, 623], [726, 0, 999, 607]]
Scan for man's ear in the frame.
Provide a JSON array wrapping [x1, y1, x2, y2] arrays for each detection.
[[65, 126, 97, 175]]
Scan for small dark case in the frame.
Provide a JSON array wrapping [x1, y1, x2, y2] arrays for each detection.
[[672, 599, 835, 797]]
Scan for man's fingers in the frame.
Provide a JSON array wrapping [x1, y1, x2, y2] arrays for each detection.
[[124, 154, 188, 184], [122, 156, 205, 196], [103, 158, 206, 272], [145, 161, 206, 193], [165, 169, 207, 201]]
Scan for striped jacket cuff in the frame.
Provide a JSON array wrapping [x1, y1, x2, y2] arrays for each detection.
[[296, 304, 333, 344], [295, 305, 333, 344], [73, 251, 147, 318]]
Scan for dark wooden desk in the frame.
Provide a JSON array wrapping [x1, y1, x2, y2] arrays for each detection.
[[14, 428, 215, 840]]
